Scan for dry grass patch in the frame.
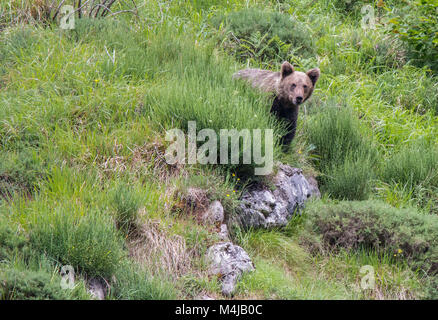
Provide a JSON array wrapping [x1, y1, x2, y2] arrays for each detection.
[[128, 219, 192, 278], [130, 140, 187, 182]]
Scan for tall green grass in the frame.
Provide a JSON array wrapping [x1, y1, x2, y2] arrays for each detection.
[[380, 141, 438, 212], [304, 103, 377, 200], [29, 205, 125, 278], [0, 0, 437, 300], [382, 141, 438, 190], [110, 261, 177, 300]]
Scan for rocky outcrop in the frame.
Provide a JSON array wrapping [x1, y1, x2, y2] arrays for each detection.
[[207, 242, 254, 296], [237, 164, 320, 229], [198, 164, 319, 296], [180, 188, 225, 228]]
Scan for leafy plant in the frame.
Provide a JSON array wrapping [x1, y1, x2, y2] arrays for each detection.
[[212, 8, 315, 65], [387, 0, 438, 72]]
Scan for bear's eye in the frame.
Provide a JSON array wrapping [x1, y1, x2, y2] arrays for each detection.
[[291, 84, 296, 90], [303, 85, 308, 89]]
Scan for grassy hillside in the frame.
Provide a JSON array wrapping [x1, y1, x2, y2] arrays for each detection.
[[0, 0, 437, 300]]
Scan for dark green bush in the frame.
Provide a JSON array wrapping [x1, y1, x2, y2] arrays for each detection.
[[388, 0, 438, 72], [212, 8, 315, 65], [425, 276, 438, 299], [302, 200, 438, 276]]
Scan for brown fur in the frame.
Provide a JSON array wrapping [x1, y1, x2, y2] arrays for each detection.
[[233, 61, 320, 145]]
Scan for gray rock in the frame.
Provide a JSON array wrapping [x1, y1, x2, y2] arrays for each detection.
[[87, 278, 107, 300], [218, 223, 229, 241], [207, 242, 254, 296], [202, 200, 224, 225], [305, 175, 321, 198], [238, 164, 320, 229]]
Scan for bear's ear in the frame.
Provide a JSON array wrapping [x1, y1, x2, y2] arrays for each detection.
[[281, 61, 294, 79], [306, 68, 320, 86]]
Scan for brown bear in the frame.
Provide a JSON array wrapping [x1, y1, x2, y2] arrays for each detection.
[[233, 61, 320, 146]]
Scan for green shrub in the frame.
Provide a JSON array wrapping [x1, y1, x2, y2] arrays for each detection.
[[372, 36, 407, 70], [110, 184, 142, 234], [0, 268, 71, 300], [388, 0, 438, 72], [317, 25, 406, 76], [212, 8, 315, 65], [380, 141, 438, 212], [0, 262, 91, 300], [425, 276, 438, 299], [29, 206, 125, 278], [302, 200, 438, 276], [323, 155, 374, 200], [110, 262, 177, 300], [0, 217, 29, 261], [304, 104, 377, 200], [382, 141, 438, 190]]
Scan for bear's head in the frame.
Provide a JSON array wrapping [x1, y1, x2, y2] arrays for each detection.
[[277, 61, 320, 106]]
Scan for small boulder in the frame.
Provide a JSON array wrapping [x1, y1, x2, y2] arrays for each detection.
[[201, 200, 224, 225], [218, 223, 229, 241], [238, 164, 320, 229], [87, 278, 108, 300], [207, 242, 254, 296]]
